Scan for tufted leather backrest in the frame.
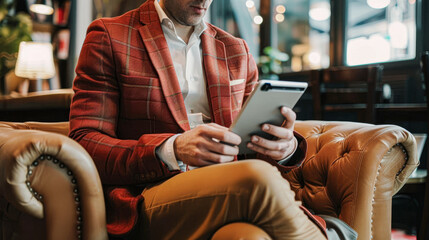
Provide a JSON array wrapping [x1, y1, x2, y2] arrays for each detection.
[[286, 121, 418, 240]]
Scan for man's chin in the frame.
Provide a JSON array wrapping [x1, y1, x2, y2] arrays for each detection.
[[183, 16, 204, 26]]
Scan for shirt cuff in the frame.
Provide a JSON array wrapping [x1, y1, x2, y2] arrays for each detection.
[[156, 134, 181, 171], [277, 136, 298, 166]]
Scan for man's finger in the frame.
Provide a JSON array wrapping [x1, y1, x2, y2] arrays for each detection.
[[261, 124, 294, 140], [281, 107, 296, 129], [205, 140, 240, 156], [201, 125, 241, 146], [246, 142, 286, 160], [250, 136, 289, 151], [201, 150, 235, 164], [207, 123, 229, 131]]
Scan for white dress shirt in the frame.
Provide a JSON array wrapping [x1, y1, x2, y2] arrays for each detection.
[[154, 1, 210, 171]]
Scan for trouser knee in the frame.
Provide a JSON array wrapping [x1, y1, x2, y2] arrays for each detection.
[[227, 160, 293, 199]]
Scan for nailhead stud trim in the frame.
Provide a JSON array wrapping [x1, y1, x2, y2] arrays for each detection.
[[27, 155, 83, 238]]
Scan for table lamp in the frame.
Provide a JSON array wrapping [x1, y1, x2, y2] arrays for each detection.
[[14, 41, 56, 93], [29, 0, 54, 15]]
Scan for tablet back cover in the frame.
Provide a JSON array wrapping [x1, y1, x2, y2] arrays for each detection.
[[230, 80, 307, 155]]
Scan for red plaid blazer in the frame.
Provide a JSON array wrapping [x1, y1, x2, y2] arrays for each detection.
[[69, 0, 326, 236]]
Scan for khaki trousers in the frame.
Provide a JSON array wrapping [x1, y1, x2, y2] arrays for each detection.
[[138, 160, 326, 240]]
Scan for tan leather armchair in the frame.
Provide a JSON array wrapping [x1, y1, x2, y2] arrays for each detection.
[[0, 120, 418, 240]]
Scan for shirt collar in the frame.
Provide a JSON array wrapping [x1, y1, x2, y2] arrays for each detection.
[[153, 0, 207, 37]]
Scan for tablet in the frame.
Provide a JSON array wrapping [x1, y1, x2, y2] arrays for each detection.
[[229, 80, 308, 154]]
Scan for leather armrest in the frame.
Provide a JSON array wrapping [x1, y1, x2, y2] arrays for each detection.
[[287, 120, 418, 240], [0, 122, 108, 240]]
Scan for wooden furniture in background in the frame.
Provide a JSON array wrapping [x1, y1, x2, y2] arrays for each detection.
[[277, 70, 320, 120], [311, 65, 384, 123]]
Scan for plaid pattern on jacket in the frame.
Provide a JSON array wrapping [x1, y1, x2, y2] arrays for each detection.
[[69, 0, 325, 236]]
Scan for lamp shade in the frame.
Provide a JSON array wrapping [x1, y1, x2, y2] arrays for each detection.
[[15, 42, 56, 80], [29, 0, 54, 15]]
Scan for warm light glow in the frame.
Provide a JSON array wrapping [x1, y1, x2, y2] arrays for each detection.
[[253, 15, 263, 25], [308, 51, 321, 66], [275, 14, 285, 23], [347, 35, 390, 66], [15, 42, 56, 79], [291, 56, 302, 72], [275, 5, 286, 14], [291, 44, 309, 56], [367, 0, 390, 9], [309, 2, 331, 21], [409, 0, 416, 4], [30, 4, 54, 15], [245, 0, 255, 9], [388, 21, 408, 49]]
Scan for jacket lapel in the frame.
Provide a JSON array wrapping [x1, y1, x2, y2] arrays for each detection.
[[201, 27, 233, 127], [137, 0, 190, 131]]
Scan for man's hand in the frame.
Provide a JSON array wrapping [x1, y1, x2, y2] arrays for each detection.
[[174, 123, 241, 167], [247, 107, 297, 160]]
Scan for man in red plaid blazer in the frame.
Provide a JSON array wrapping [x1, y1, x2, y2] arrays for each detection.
[[69, 0, 328, 239]]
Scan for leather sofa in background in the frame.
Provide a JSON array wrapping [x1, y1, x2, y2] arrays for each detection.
[[0, 120, 419, 240], [0, 89, 74, 122]]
